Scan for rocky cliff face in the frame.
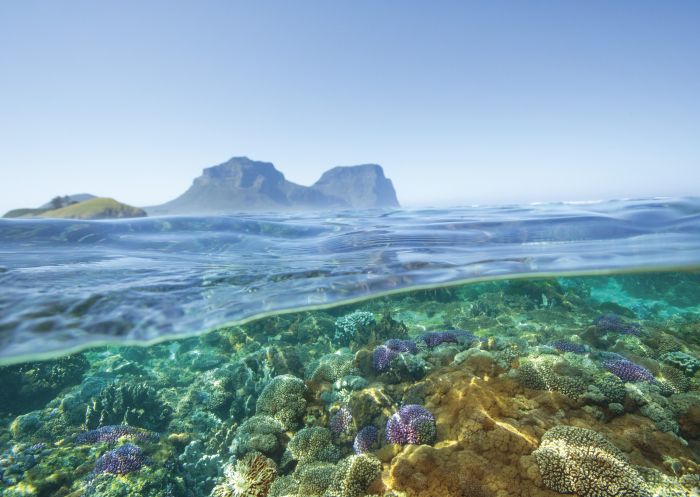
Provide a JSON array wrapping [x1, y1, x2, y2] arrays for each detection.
[[311, 164, 400, 209], [148, 157, 400, 214]]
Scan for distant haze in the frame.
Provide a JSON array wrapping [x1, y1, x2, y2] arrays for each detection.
[[1, 1, 699, 214]]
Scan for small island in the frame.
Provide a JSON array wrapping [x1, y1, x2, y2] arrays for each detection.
[[3, 195, 147, 220]]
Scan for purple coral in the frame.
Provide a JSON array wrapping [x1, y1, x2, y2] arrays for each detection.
[[385, 339, 418, 354], [550, 340, 588, 354], [594, 313, 643, 336], [75, 425, 158, 445], [603, 359, 655, 383], [330, 406, 353, 436], [386, 404, 437, 445], [419, 330, 478, 348], [353, 425, 379, 454], [92, 444, 144, 476], [372, 339, 418, 372]]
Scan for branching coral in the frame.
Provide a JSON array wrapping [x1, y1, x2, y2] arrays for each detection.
[[85, 381, 172, 431], [211, 453, 277, 497]]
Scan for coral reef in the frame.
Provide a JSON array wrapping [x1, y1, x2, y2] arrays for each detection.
[[3, 271, 700, 497]]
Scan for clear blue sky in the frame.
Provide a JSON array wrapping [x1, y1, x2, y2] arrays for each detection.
[[1, 1, 698, 213]]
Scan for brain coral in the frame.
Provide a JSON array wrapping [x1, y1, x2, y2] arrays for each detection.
[[533, 425, 650, 497], [255, 375, 308, 431]]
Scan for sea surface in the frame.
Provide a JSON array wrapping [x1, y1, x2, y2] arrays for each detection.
[[1, 198, 699, 497]]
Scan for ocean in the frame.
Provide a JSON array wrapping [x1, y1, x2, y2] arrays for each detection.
[[1, 197, 699, 496]]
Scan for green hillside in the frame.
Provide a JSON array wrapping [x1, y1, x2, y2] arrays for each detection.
[[38, 197, 147, 219]]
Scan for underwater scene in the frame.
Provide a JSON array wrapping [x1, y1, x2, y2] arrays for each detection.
[[2, 199, 700, 497], [2, 271, 700, 497]]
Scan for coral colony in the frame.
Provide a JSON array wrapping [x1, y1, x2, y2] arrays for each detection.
[[385, 405, 437, 445], [91, 444, 145, 477], [593, 313, 644, 336]]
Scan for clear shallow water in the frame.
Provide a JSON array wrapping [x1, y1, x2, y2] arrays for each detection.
[[1, 199, 700, 497], [2, 197, 700, 363]]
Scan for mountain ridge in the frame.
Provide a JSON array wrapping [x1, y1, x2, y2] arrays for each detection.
[[147, 156, 400, 214]]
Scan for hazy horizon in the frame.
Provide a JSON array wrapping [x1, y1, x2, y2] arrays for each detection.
[[2, 1, 699, 214]]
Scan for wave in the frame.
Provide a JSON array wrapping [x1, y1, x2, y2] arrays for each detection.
[[1, 197, 700, 363]]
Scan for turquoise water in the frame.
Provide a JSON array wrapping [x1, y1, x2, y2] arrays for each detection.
[[1, 199, 700, 496]]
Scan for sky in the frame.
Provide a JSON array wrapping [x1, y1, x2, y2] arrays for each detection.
[[0, 1, 699, 213]]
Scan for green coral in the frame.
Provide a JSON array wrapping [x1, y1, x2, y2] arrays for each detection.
[[334, 311, 376, 346], [268, 475, 301, 497], [296, 462, 336, 495], [285, 427, 341, 467], [306, 353, 357, 383], [323, 454, 382, 497], [85, 381, 172, 431], [533, 425, 650, 497], [660, 351, 700, 376], [256, 375, 308, 431]]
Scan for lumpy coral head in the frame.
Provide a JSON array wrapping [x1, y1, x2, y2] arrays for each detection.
[[533, 425, 650, 497], [91, 443, 145, 476], [385, 404, 436, 446], [255, 374, 308, 430]]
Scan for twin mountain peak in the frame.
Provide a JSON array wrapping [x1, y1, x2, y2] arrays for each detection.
[[147, 156, 400, 214]]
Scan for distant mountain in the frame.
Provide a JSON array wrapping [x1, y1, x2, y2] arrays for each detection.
[[312, 164, 399, 208], [147, 156, 400, 215], [3, 195, 146, 220]]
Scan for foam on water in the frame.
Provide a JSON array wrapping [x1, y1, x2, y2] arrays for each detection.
[[1, 197, 700, 363]]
